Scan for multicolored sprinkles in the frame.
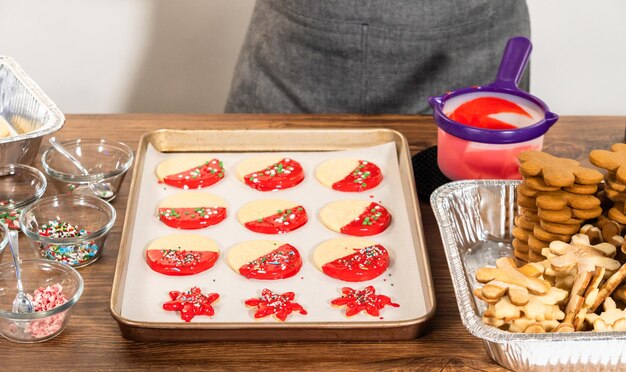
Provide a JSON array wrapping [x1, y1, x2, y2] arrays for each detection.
[[244, 288, 307, 321], [38, 220, 99, 266], [331, 286, 399, 317]]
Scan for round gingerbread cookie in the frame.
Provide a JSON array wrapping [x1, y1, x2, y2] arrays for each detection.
[[145, 234, 220, 276], [236, 155, 305, 192], [156, 155, 225, 189], [237, 199, 307, 234], [319, 200, 391, 236], [227, 240, 302, 280], [313, 237, 390, 282], [157, 192, 227, 229], [316, 158, 382, 192]]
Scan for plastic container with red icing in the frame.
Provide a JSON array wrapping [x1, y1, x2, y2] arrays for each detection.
[[429, 37, 559, 180]]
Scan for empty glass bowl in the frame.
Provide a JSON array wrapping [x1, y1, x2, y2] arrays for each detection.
[[19, 194, 116, 267], [41, 138, 133, 201], [0, 259, 83, 343], [0, 164, 47, 233]]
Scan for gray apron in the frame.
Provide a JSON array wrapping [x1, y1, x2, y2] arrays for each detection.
[[225, 0, 530, 114]]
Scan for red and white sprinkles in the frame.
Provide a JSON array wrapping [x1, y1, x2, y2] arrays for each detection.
[[331, 286, 399, 317], [244, 288, 307, 321], [26, 284, 69, 338]]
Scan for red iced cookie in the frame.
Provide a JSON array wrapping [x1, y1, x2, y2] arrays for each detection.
[[319, 200, 391, 236], [228, 240, 302, 280], [237, 156, 304, 192], [244, 288, 307, 321], [331, 286, 399, 317], [163, 287, 219, 322], [146, 235, 220, 276], [157, 192, 227, 230], [238, 199, 307, 234], [313, 237, 390, 282], [156, 156, 224, 189]]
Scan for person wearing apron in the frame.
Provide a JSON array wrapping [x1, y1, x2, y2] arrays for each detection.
[[225, 0, 530, 114]]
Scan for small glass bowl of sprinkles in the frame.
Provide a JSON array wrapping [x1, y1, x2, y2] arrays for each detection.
[[0, 259, 83, 343], [0, 164, 47, 235], [19, 194, 116, 268]]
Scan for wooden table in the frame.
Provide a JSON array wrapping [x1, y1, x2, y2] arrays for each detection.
[[3, 115, 625, 371]]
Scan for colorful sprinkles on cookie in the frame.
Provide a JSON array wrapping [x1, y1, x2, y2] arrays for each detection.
[[244, 288, 307, 321], [157, 157, 225, 189], [333, 160, 383, 192], [243, 158, 305, 192], [163, 287, 219, 322], [331, 286, 399, 317]]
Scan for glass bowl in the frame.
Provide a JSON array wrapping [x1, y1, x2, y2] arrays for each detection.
[[19, 195, 116, 267], [0, 259, 83, 343], [41, 138, 134, 201], [0, 164, 47, 233]]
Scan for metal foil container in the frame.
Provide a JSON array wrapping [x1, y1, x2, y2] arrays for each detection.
[[0, 56, 65, 165], [431, 180, 626, 371]]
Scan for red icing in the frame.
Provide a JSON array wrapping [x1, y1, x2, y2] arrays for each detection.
[[146, 249, 219, 276], [331, 286, 399, 317], [158, 206, 227, 229], [448, 97, 532, 129], [244, 205, 307, 234], [244, 288, 307, 321], [239, 244, 302, 280], [161, 159, 224, 189], [163, 287, 219, 322], [332, 161, 382, 192], [244, 158, 304, 191], [322, 244, 389, 282], [340, 202, 391, 236]]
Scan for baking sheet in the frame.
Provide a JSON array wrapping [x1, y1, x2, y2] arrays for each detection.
[[119, 141, 427, 324]]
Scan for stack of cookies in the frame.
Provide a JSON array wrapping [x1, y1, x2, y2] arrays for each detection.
[[513, 151, 604, 262], [591, 144, 626, 226]]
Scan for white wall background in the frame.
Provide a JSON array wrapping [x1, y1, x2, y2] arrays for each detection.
[[1, 0, 625, 115]]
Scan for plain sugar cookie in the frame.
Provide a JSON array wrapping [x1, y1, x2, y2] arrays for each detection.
[[156, 155, 224, 189], [313, 237, 389, 282], [316, 158, 382, 192], [145, 234, 220, 276], [236, 155, 304, 191], [228, 240, 302, 280], [238, 199, 307, 234], [319, 200, 391, 236], [157, 192, 227, 229]]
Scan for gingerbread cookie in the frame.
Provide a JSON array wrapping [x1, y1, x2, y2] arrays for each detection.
[[590, 143, 626, 183], [519, 151, 603, 186], [535, 191, 601, 211]]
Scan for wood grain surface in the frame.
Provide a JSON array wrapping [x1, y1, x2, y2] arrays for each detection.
[[2, 114, 624, 371]]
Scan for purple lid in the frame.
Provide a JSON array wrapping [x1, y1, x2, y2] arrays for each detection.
[[429, 37, 559, 144]]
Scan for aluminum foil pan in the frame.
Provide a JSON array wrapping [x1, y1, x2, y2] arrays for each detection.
[[0, 56, 65, 165], [431, 180, 626, 371]]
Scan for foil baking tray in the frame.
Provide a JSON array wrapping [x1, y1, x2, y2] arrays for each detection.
[[431, 180, 626, 371], [110, 129, 436, 341], [0, 56, 65, 165]]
